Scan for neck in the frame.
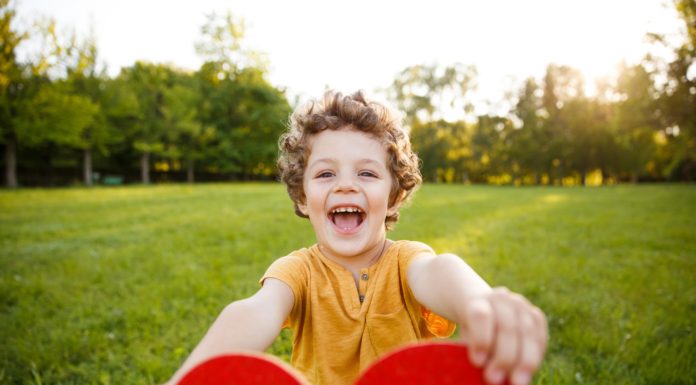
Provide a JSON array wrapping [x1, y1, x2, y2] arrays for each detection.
[[319, 238, 390, 274]]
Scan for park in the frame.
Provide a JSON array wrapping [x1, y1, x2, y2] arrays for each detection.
[[1, 183, 694, 383], [1, 0, 695, 384]]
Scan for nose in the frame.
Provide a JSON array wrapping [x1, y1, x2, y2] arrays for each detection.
[[333, 172, 359, 193]]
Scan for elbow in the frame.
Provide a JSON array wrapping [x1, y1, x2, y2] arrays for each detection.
[[428, 253, 489, 292], [219, 299, 260, 325], [222, 299, 251, 315], [432, 253, 467, 272], [217, 298, 283, 350]]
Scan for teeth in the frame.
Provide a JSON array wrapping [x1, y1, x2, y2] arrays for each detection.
[[331, 207, 363, 214]]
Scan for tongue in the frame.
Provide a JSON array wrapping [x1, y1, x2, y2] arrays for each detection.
[[334, 212, 361, 231]]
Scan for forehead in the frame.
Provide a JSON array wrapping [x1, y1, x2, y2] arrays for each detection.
[[306, 128, 387, 165]]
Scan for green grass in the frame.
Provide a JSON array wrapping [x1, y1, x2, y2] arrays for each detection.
[[1, 183, 694, 385]]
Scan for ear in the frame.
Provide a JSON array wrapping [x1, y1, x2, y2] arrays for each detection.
[[387, 190, 403, 218], [386, 201, 400, 217], [297, 201, 309, 216]]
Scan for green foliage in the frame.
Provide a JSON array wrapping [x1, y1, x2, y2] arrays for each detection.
[[2, 0, 694, 186], [0, 0, 27, 187], [195, 63, 291, 177], [389, 55, 694, 185], [0, 0, 25, 97], [411, 120, 470, 183], [612, 64, 658, 181], [508, 78, 548, 183], [0, 184, 694, 384], [2, 7, 289, 187], [118, 62, 172, 155], [14, 81, 99, 148], [389, 63, 477, 124], [195, 11, 267, 73]]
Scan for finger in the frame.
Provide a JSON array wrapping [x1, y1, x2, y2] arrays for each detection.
[[531, 306, 548, 355], [510, 311, 540, 385], [484, 295, 518, 385], [463, 297, 494, 367]]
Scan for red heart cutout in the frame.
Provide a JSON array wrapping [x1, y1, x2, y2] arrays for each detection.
[[177, 352, 306, 385], [178, 343, 487, 385], [356, 343, 486, 385]]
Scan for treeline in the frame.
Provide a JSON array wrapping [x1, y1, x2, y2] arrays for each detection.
[[394, 60, 694, 185], [1, 5, 291, 187], [389, 0, 694, 185], [1, 1, 694, 187]]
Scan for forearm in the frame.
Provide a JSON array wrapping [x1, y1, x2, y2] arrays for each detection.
[[408, 253, 492, 324], [166, 299, 282, 385], [409, 252, 548, 385]]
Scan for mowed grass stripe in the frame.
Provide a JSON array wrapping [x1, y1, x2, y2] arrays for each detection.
[[1, 184, 694, 385]]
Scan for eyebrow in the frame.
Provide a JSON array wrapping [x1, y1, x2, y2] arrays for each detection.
[[308, 158, 385, 169]]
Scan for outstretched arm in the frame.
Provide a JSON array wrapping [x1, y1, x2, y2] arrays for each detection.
[[407, 253, 547, 385], [165, 278, 294, 385]]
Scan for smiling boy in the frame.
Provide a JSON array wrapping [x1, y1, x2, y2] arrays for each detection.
[[166, 91, 547, 385]]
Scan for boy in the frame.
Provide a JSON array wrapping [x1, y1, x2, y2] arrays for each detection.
[[167, 91, 547, 385]]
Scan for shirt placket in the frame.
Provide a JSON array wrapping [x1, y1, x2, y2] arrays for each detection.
[[358, 268, 369, 304]]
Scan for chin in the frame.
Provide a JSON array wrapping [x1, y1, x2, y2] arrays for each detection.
[[328, 229, 385, 256]]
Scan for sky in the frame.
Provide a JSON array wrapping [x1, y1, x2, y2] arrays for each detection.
[[14, 0, 684, 116]]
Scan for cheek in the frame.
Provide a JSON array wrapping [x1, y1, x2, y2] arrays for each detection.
[[303, 183, 325, 210]]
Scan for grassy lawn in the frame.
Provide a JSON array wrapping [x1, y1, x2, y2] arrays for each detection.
[[1, 183, 694, 384]]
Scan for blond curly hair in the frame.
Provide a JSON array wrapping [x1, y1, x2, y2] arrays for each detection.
[[277, 90, 422, 229]]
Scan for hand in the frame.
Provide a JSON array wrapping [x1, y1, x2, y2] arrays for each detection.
[[459, 287, 548, 385]]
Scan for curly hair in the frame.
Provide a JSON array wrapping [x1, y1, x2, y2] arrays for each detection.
[[277, 90, 422, 229]]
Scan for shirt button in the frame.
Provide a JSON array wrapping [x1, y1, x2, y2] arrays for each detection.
[[361, 273, 369, 281], [359, 295, 365, 303]]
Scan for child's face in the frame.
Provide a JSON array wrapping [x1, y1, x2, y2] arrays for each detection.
[[298, 128, 394, 261]]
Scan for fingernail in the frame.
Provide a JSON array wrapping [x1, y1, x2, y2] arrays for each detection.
[[487, 369, 505, 385], [513, 371, 531, 385], [472, 351, 486, 366]]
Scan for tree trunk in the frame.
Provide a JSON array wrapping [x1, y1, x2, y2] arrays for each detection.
[[83, 148, 93, 187], [45, 146, 55, 187], [580, 170, 587, 186], [5, 135, 17, 188], [630, 171, 638, 184], [557, 163, 564, 186], [141, 152, 150, 184], [186, 158, 194, 184], [534, 171, 541, 185]]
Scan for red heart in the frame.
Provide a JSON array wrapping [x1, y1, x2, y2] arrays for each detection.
[[178, 343, 487, 385]]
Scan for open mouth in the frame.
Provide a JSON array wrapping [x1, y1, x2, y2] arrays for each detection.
[[328, 206, 366, 234]]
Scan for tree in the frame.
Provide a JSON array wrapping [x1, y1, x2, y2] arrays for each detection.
[[389, 63, 477, 126], [118, 62, 173, 184], [195, 11, 267, 74], [410, 120, 469, 183], [509, 78, 548, 184], [541, 64, 588, 184], [194, 13, 290, 180], [13, 81, 98, 185], [1, 8, 100, 187], [653, 0, 696, 180], [161, 71, 212, 183], [0, 0, 26, 187], [468, 115, 513, 183], [388, 63, 480, 184], [612, 63, 659, 182], [64, 33, 118, 186]]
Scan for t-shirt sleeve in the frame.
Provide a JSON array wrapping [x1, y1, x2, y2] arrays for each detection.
[[260, 253, 308, 326], [398, 241, 457, 339]]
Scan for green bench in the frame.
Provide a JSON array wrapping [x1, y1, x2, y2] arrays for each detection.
[[102, 175, 124, 185]]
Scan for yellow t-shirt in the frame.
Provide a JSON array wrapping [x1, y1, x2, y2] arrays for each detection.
[[260, 240, 456, 385]]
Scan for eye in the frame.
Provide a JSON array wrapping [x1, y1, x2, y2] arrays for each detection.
[[316, 171, 334, 178], [359, 170, 378, 178]]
